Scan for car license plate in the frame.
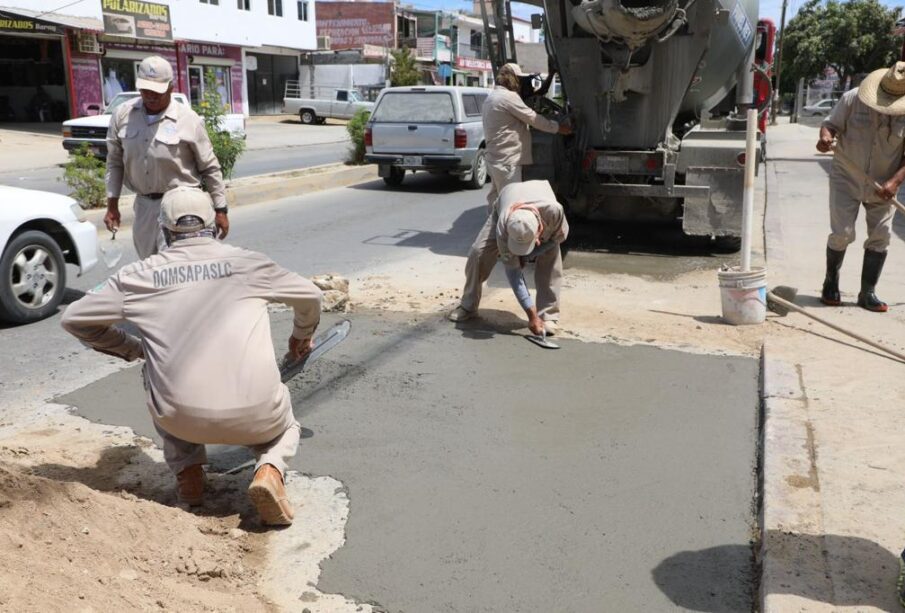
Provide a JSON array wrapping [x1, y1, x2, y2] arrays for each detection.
[[403, 156, 422, 167]]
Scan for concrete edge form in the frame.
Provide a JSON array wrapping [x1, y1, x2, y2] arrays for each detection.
[[83, 163, 379, 231]]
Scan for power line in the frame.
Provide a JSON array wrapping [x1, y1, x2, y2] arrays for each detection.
[[35, 0, 90, 20]]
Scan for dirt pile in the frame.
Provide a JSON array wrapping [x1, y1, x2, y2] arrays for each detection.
[[0, 462, 274, 612]]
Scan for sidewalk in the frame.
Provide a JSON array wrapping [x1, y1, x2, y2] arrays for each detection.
[[761, 121, 905, 611]]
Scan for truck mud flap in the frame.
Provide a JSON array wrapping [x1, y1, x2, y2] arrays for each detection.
[[681, 167, 744, 237]]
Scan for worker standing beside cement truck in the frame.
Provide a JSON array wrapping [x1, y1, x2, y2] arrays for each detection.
[[817, 62, 905, 312], [448, 63, 571, 331]]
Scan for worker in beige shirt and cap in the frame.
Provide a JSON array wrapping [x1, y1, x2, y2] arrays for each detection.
[[449, 63, 571, 331], [495, 180, 569, 333], [105, 55, 228, 259], [817, 62, 905, 312], [62, 187, 322, 526]]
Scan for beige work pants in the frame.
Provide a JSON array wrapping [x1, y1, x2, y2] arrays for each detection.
[[133, 195, 167, 259], [827, 183, 894, 253], [459, 163, 522, 313], [152, 391, 301, 475]]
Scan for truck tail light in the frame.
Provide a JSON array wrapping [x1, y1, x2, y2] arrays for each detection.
[[454, 128, 467, 148], [365, 127, 372, 148]]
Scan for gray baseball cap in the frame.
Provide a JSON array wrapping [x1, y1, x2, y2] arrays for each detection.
[[136, 55, 173, 94], [160, 187, 215, 232]]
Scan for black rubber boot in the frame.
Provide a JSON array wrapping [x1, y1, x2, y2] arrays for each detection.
[[820, 247, 846, 306], [857, 249, 888, 312]]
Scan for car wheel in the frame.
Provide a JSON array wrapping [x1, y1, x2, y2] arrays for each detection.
[[300, 110, 317, 125], [0, 230, 67, 324], [464, 149, 488, 190], [383, 167, 405, 187]]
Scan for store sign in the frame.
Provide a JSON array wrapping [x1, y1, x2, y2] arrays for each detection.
[[182, 43, 227, 57], [0, 10, 64, 35], [455, 57, 492, 72], [245, 56, 258, 71], [101, 0, 172, 41]]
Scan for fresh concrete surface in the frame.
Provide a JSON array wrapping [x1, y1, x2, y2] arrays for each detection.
[[761, 120, 905, 611], [58, 309, 759, 612]]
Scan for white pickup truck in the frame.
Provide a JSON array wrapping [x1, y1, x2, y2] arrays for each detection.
[[61, 92, 246, 158], [282, 83, 374, 124]]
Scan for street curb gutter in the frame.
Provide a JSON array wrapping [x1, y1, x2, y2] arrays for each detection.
[[83, 163, 378, 231], [758, 157, 830, 612]]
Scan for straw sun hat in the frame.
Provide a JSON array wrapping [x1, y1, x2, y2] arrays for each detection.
[[858, 62, 905, 115]]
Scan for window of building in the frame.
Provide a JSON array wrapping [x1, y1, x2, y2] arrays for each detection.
[[297, 0, 308, 21], [200, 0, 219, 5], [238, 0, 250, 9], [268, 0, 282, 16]]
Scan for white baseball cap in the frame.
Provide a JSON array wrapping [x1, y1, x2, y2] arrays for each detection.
[[160, 187, 215, 232], [499, 62, 528, 77], [136, 55, 173, 94], [506, 208, 540, 256]]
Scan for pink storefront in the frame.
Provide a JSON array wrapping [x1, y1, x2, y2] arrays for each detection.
[[68, 37, 244, 116]]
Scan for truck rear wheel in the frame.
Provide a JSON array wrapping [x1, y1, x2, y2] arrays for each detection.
[[463, 149, 487, 190], [300, 110, 317, 125], [383, 167, 405, 187]]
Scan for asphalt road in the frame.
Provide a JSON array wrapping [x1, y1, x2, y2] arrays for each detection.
[[0, 140, 349, 196], [2, 175, 759, 612]]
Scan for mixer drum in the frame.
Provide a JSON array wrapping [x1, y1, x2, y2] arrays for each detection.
[[572, 0, 679, 49]]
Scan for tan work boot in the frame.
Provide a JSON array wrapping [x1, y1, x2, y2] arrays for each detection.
[[248, 464, 294, 526], [447, 306, 476, 322], [177, 464, 205, 506]]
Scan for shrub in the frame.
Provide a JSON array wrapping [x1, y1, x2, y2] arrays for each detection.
[[391, 47, 421, 87], [194, 69, 245, 180], [62, 143, 105, 209], [346, 109, 371, 164]]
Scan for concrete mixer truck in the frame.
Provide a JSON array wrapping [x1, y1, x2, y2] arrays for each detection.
[[479, 0, 771, 241]]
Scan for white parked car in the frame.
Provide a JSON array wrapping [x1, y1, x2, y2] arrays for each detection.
[[802, 99, 836, 117], [62, 92, 246, 158], [282, 83, 375, 124], [0, 187, 98, 324]]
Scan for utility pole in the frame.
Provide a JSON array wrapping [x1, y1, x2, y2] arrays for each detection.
[[771, 0, 789, 125]]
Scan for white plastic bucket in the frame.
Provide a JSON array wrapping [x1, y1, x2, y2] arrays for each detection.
[[718, 266, 767, 325]]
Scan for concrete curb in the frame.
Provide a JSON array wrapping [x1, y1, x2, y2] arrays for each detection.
[[758, 154, 827, 612], [84, 163, 378, 232]]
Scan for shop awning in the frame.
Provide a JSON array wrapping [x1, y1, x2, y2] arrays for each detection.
[[0, 6, 103, 33]]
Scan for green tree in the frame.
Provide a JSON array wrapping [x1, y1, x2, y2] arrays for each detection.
[[346, 108, 371, 164], [194, 69, 246, 180], [781, 0, 902, 93], [62, 143, 105, 209], [391, 47, 421, 87]]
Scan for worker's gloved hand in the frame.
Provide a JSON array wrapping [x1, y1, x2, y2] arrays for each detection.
[[816, 136, 834, 153], [215, 210, 230, 240], [876, 177, 902, 201], [287, 336, 313, 361]]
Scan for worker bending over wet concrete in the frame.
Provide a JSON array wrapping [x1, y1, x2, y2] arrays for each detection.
[[61, 187, 322, 526], [448, 63, 571, 328], [455, 180, 568, 335], [817, 62, 905, 312]]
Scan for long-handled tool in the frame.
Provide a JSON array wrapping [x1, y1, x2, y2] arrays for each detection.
[[767, 286, 905, 362]]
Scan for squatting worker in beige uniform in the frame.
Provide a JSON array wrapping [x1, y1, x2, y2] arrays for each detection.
[[62, 187, 322, 527], [817, 62, 905, 312], [105, 56, 228, 259], [448, 63, 571, 331]]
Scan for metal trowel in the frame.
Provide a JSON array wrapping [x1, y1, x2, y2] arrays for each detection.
[[526, 327, 559, 350], [99, 229, 123, 269]]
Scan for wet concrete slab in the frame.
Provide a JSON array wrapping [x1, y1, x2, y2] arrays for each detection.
[[57, 311, 759, 612]]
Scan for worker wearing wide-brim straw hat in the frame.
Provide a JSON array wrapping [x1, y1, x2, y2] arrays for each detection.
[[816, 62, 905, 312]]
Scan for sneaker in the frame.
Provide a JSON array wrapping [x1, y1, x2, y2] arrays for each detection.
[[897, 548, 905, 608], [543, 320, 559, 336], [176, 464, 205, 506], [248, 464, 293, 526], [447, 306, 476, 322]]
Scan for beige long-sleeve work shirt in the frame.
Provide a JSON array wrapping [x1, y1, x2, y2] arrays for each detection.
[[106, 97, 227, 209], [496, 180, 569, 266], [61, 238, 322, 445], [482, 86, 560, 168], [823, 88, 905, 203]]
